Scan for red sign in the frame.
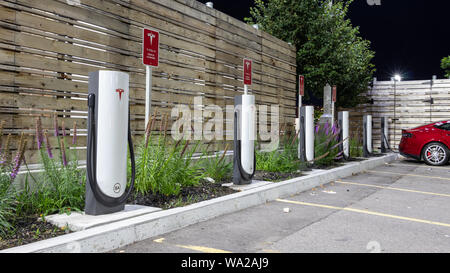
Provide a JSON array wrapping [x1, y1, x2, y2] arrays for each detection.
[[243, 58, 252, 85], [116, 88, 124, 100], [332, 85, 337, 102], [299, 75, 305, 96], [142, 28, 159, 67]]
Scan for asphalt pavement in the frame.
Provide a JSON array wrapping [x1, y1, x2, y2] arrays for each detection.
[[112, 158, 450, 253]]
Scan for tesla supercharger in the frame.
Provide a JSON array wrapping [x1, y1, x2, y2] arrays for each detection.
[[338, 111, 350, 159], [299, 106, 314, 162], [381, 116, 390, 153], [85, 70, 135, 215], [233, 95, 256, 185], [363, 114, 373, 157]]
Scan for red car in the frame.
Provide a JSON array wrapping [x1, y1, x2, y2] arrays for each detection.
[[399, 120, 450, 166]]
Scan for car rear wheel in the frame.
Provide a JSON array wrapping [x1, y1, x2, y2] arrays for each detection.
[[422, 142, 449, 166]]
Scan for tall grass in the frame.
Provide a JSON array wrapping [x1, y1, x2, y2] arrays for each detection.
[[0, 171, 15, 237], [199, 143, 232, 182], [313, 121, 342, 167], [14, 116, 85, 218], [256, 126, 304, 173], [349, 131, 363, 158], [134, 113, 204, 196], [0, 125, 27, 236]]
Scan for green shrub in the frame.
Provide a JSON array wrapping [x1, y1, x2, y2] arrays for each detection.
[[313, 121, 341, 166], [134, 114, 204, 196], [199, 143, 232, 182], [0, 129, 27, 237], [256, 131, 304, 173], [349, 131, 363, 158], [14, 117, 85, 218], [0, 172, 15, 237]]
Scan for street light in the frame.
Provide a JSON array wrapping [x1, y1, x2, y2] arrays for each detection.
[[394, 74, 402, 82]]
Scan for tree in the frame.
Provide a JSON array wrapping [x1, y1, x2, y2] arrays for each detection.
[[246, 0, 375, 108], [441, 56, 450, 78]]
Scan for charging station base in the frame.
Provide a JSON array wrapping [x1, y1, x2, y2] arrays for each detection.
[[45, 204, 161, 231], [85, 181, 125, 215]]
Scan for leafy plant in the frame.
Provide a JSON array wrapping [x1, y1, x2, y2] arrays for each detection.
[[14, 117, 85, 218], [199, 143, 232, 183], [349, 131, 363, 158], [313, 121, 342, 167], [134, 113, 204, 196], [0, 172, 15, 237], [0, 123, 27, 237], [256, 129, 304, 173]]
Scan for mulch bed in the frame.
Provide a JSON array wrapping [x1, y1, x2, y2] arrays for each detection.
[[0, 215, 70, 251], [127, 180, 239, 209], [253, 170, 303, 182], [1, 180, 238, 251]]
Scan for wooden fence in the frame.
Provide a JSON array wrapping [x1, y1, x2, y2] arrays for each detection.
[[341, 78, 450, 152], [0, 0, 297, 163]]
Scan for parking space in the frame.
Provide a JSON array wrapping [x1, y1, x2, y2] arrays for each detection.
[[113, 158, 450, 253]]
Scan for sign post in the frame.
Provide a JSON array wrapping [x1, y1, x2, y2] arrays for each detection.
[[243, 58, 252, 94], [332, 85, 337, 125], [142, 28, 160, 128], [299, 75, 304, 114]]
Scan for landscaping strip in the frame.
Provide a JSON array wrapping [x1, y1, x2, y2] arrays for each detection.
[[1, 153, 398, 253]]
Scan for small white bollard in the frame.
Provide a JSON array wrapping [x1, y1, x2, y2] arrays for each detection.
[[338, 111, 350, 159]]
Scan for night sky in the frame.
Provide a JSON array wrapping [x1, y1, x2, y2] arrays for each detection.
[[197, 0, 450, 81]]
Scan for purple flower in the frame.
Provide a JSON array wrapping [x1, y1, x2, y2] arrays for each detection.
[[60, 139, 67, 167], [10, 139, 27, 180], [44, 130, 53, 158], [315, 124, 319, 134], [10, 154, 21, 180], [331, 123, 337, 135], [35, 117, 43, 149], [53, 114, 59, 137], [325, 126, 329, 136]]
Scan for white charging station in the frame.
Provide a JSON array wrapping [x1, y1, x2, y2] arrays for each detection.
[[305, 106, 315, 162], [338, 111, 350, 159], [381, 116, 390, 153], [363, 114, 373, 157], [233, 94, 256, 185], [85, 70, 135, 215], [299, 106, 314, 162]]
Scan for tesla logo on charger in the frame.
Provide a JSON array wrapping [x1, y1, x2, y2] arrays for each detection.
[[116, 88, 124, 100]]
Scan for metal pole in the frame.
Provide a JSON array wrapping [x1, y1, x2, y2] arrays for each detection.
[[145, 65, 152, 128], [393, 79, 396, 150]]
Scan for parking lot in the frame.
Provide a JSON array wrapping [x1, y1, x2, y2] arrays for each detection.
[[114, 157, 450, 253]]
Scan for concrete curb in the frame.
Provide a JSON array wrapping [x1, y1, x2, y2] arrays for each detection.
[[1, 153, 398, 253]]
